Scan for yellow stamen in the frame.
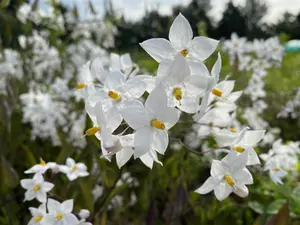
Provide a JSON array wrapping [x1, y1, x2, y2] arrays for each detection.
[[234, 146, 245, 153], [40, 158, 46, 167], [56, 213, 63, 220], [33, 185, 40, 192], [34, 216, 43, 222], [151, 119, 165, 130], [72, 165, 78, 172], [180, 48, 189, 57], [224, 174, 235, 186], [230, 128, 237, 133], [212, 88, 223, 97], [273, 167, 279, 172], [85, 127, 100, 136], [76, 83, 86, 89], [173, 87, 183, 101], [108, 91, 122, 102]]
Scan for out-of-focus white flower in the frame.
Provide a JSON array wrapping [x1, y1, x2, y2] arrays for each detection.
[[264, 159, 287, 184], [28, 203, 47, 225], [59, 158, 89, 181], [25, 158, 56, 174], [195, 151, 253, 201], [21, 173, 54, 203], [41, 199, 79, 225]]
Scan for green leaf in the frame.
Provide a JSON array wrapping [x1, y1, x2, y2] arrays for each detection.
[[0, 155, 20, 188], [266, 199, 287, 215], [249, 201, 264, 214], [0, 0, 10, 8], [78, 180, 94, 213]]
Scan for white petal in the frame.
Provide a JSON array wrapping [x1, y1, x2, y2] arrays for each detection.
[[88, 91, 107, 107], [90, 57, 106, 83], [168, 54, 191, 83], [140, 38, 176, 62], [233, 168, 253, 185], [246, 147, 260, 165], [191, 37, 219, 61], [195, 176, 217, 194], [36, 191, 47, 203], [243, 130, 266, 146], [63, 213, 79, 225], [214, 182, 232, 201], [29, 207, 40, 217], [124, 78, 146, 99], [40, 214, 55, 225], [145, 84, 168, 115], [33, 173, 44, 183], [228, 151, 248, 171], [41, 182, 54, 192], [110, 53, 121, 70], [148, 149, 163, 166], [214, 131, 237, 147], [21, 179, 34, 189], [152, 130, 168, 154], [25, 191, 36, 201], [139, 153, 154, 169], [119, 100, 149, 129], [211, 52, 222, 82], [211, 160, 226, 180], [185, 74, 209, 91], [169, 13, 193, 50], [215, 80, 234, 96], [129, 75, 155, 93], [62, 199, 74, 214], [178, 95, 200, 113], [120, 53, 133, 72], [187, 58, 210, 76], [47, 198, 61, 214], [233, 184, 249, 198], [134, 127, 153, 158], [116, 147, 134, 168], [157, 106, 180, 129], [66, 158, 75, 168], [227, 91, 242, 102], [104, 70, 126, 90]]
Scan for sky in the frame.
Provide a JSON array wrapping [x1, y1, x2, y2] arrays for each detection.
[[40, 0, 300, 24]]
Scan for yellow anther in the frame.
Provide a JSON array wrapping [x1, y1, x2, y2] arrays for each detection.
[[234, 146, 245, 153], [230, 128, 237, 133], [34, 216, 43, 222], [76, 83, 86, 89], [151, 119, 165, 130], [56, 213, 63, 220], [173, 87, 183, 101], [40, 158, 46, 167], [108, 91, 122, 102], [85, 127, 100, 136], [273, 167, 279, 172], [33, 185, 40, 192], [72, 165, 78, 172], [212, 88, 223, 97], [224, 174, 235, 186], [180, 48, 189, 57]]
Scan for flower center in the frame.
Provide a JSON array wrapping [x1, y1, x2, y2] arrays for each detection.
[[40, 158, 46, 167], [151, 119, 165, 130], [33, 185, 40, 192], [76, 83, 86, 89], [224, 174, 235, 186], [56, 213, 63, 220], [180, 48, 189, 57], [234, 146, 245, 153], [85, 127, 100, 136], [72, 165, 78, 172], [230, 128, 237, 133], [34, 216, 43, 222], [211, 88, 223, 97], [173, 87, 183, 101], [273, 167, 279, 172], [108, 91, 122, 102]]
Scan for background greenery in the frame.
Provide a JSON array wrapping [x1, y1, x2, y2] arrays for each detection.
[[1, 0, 300, 224]]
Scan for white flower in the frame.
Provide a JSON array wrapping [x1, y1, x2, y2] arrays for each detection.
[[25, 158, 56, 174], [75, 61, 96, 100], [214, 127, 265, 165], [21, 173, 54, 203], [41, 199, 79, 225], [119, 85, 180, 159], [59, 158, 89, 181], [79, 209, 90, 220], [195, 151, 253, 201], [265, 159, 287, 185], [140, 13, 218, 73], [28, 203, 47, 225], [157, 54, 208, 113]]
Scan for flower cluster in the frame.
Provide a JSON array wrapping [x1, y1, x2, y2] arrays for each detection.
[[21, 157, 90, 224], [77, 13, 269, 201]]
